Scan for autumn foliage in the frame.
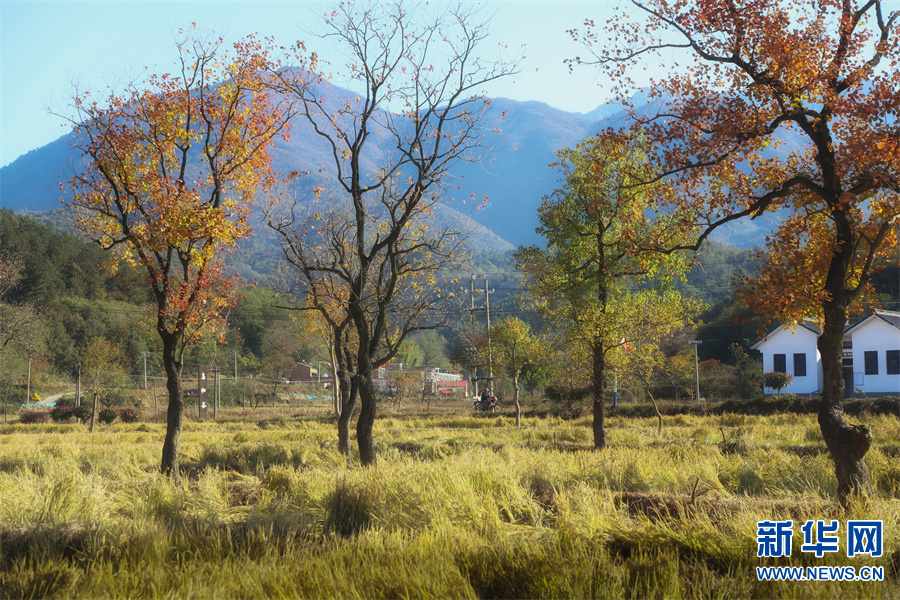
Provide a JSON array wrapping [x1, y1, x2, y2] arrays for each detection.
[[61, 27, 295, 474], [573, 0, 899, 501]]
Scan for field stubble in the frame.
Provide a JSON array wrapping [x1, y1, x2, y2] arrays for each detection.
[[1, 408, 899, 599]]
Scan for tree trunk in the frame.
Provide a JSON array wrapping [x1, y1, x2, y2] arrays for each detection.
[[336, 339, 356, 458], [356, 365, 377, 466], [338, 376, 358, 459], [592, 226, 608, 449], [356, 378, 376, 466], [513, 373, 521, 427], [330, 345, 339, 416], [643, 376, 663, 432], [90, 391, 97, 433], [591, 338, 606, 449], [159, 334, 184, 476], [818, 295, 870, 505]]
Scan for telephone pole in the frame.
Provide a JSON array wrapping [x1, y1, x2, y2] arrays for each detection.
[[76, 363, 81, 407], [484, 275, 494, 385], [26, 357, 32, 403], [140, 352, 150, 390], [689, 340, 702, 401], [465, 275, 495, 391]]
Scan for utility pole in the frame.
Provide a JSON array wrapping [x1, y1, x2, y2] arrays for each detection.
[[467, 276, 478, 393], [140, 352, 150, 390], [464, 275, 497, 391], [689, 340, 702, 401], [213, 367, 219, 419], [26, 357, 32, 404], [76, 363, 81, 407], [484, 275, 494, 387]]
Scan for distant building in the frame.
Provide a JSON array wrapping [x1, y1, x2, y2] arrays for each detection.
[[752, 320, 823, 395], [843, 310, 900, 396], [752, 310, 900, 397], [288, 363, 330, 384], [427, 368, 466, 396]]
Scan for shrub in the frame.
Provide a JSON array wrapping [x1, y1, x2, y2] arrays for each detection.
[[118, 408, 142, 423], [544, 384, 591, 410], [19, 411, 50, 424], [54, 398, 74, 409], [763, 371, 794, 395], [72, 405, 92, 421], [98, 408, 118, 424], [50, 406, 74, 423]]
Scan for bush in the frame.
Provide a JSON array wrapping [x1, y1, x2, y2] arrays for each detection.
[[763, 371, 794, 394], [118, 408, 142, 423], [49, 406, 74, 422], [19, 411, 50, 424], [544, 384, 591, 409], [54, 398, 74, 409], [98, 408, 118, 424], [72, 405, 92, 421]]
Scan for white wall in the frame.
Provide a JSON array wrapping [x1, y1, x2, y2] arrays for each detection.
[[756, 327, 822, 395], [850, 319, 900, 395]]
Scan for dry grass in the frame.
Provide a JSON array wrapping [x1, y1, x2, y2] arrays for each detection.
[[1, 409, 898, 599]]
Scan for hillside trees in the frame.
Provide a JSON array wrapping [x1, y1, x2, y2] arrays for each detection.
[[574, 0, 900, 502], [0, 251, 45, 405], [516, 134, 701, 448], [61, 29, 295, 474], [269, 1, 518, 465]]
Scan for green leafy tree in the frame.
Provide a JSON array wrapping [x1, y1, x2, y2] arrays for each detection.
[[516, 134, 701, 448], [395, 340, 424, 368], [491, 317, 541, 427], [610, 291, 701, 429], [406, 331, 450, 369], [82, 338, 132, 432]]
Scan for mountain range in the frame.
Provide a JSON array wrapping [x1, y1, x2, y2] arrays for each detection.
[[0, 81, 782, 250]]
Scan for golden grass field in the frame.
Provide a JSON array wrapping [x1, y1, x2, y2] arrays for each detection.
[[1, 400, 898, 599]]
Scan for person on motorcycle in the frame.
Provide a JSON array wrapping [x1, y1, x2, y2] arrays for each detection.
[[479, 388, 492, 408]]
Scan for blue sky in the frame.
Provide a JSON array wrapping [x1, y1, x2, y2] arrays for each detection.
[[0, 1, 627, 168]]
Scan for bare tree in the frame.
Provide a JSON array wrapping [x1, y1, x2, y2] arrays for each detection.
[[270, 1, 519, 465]]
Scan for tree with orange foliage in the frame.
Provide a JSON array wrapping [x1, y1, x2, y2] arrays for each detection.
[[573, 0, 899, 503], [61, 27, 295, 474]]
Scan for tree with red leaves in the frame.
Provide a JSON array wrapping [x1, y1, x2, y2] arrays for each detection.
[[61, 27, 295, 474], [573, 0, 899, 503]]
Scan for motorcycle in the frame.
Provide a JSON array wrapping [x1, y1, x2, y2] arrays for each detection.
[[473, 395, 502, 412]]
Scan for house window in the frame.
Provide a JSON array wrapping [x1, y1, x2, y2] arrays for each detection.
[[864, 351, 879, 375], [887, 350, 900, 375], [773, 354, 786, 373], [793, 353, 807, 377]]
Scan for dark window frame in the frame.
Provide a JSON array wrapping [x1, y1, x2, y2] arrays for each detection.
[[887, 350, 900, 376], [773, 354, 787, 373], [793, 353, 807, 377], [864, 351, 879, 376]]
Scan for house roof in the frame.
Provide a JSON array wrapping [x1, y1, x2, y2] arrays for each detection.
[[751, 319, 822, 350], [844, 310, 900, 335]]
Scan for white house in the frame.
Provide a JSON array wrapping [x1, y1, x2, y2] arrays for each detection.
[[752, 310, 900, 397], [843, 310, 900, 396], [752, 320, 823, 395]]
